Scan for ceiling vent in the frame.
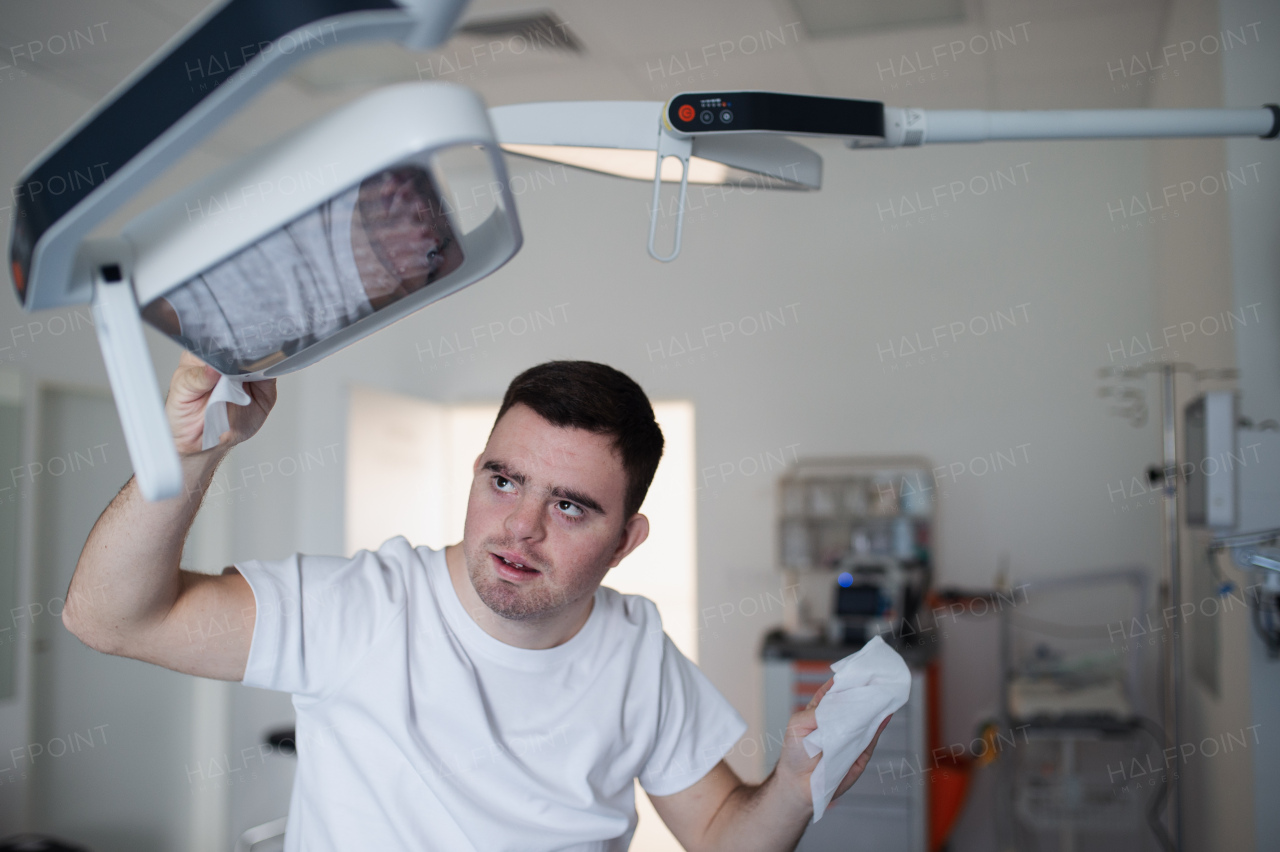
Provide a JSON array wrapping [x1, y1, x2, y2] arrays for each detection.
[[455, 10, 584, 53]]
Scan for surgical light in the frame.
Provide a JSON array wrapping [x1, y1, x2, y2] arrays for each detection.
[[8, 0, 519, 501]]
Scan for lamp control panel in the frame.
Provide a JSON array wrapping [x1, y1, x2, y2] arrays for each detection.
[[665, 91, 886, 140]]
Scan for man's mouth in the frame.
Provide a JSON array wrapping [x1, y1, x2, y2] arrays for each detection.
[[491, 552, 540, 577]]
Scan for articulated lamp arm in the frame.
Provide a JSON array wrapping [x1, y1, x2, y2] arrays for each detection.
[[493, 93, 1278, 262]]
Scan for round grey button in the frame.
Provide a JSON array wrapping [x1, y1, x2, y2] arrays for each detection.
[[720, 109, 733, 123], [700, 110, 714, 124]]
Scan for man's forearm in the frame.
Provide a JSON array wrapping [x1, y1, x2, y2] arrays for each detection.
[[64, 448, 228, 649], [702, 768, 812, 852]]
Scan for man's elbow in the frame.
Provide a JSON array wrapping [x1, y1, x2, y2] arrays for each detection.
[[61, 607, 99, 652], [61, 595, 120, 655]]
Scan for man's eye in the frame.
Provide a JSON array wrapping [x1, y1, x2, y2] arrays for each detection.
[[493, 476, 515, 492], [557, 501, 583, 517]]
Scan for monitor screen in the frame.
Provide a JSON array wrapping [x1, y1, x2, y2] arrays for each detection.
[[836, 584, 887, 617]]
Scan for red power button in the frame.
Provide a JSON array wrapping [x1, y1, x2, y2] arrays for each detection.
[[677, 104, 696, 122]]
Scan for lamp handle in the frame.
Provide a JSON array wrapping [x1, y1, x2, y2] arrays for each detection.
[[647, 130, 693, 262], [90, 265, 182, 501]]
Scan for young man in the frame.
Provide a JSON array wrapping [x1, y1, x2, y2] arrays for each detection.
[[64, 353, 886, 851]]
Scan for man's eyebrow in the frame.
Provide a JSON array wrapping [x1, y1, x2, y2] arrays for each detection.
[[482, 460, 525, 486], [481, 460, 606, 516], [549, 486, 605, 516]]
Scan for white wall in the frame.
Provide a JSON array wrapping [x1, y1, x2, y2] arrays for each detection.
[[29, 388, 195, 852]]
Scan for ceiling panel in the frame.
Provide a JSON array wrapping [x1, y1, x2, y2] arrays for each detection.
[[983, 0, 1168, 25], [983, 7, 1175, 95], [788, 0, 967, 39], [630, 34, 820, 101], [461, 62, 655, 105], [548, 0, 803, 63], [993, 67, 1154, 109]]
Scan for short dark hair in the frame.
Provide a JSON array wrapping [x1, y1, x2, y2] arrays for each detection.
[[495, 361, 664, 518]]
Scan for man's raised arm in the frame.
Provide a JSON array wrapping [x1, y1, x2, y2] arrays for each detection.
[[62, 351, 276, 681]]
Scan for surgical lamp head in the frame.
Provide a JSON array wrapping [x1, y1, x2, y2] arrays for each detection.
[[124, 82, 520, 381]]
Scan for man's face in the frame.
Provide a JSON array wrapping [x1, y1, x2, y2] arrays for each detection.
[[461, 403, 646, 622]]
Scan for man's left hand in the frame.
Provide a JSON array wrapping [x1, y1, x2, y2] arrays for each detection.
[[771, 676, 892, 813]]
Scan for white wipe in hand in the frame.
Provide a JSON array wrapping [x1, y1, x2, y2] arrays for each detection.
[[202, 375, 252, 451], [801, 635, 911, 822]]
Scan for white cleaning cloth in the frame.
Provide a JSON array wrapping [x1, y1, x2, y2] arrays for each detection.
[[202, 375, 252, 451], [802, 635, 911, 822]]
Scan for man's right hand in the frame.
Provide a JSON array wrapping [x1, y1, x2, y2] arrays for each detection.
[[167, 350, 277, 454]]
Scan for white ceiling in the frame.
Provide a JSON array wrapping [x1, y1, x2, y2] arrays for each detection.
[[2, 0, 1175, 167]]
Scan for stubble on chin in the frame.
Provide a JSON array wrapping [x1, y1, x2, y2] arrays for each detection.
[[465, 547, 568, 622]]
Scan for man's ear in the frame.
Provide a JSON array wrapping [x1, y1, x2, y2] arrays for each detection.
[[606, 513, 650, 568], [473, 452, 484, 475]]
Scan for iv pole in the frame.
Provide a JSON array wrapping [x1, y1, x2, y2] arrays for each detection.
[[1160, 364, 1183, 852]]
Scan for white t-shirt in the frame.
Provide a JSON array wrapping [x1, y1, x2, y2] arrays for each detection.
[[235, 537, 748, 851]]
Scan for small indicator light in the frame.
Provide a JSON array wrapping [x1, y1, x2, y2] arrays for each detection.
[[838, 572, 853, 588]]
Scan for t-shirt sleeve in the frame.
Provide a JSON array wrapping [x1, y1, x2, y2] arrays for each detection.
[[234, 537, 412, 699], [638, 633, 750, 797]]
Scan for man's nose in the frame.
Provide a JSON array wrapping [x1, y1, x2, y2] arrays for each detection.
[[504, 494, 545, 540]]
